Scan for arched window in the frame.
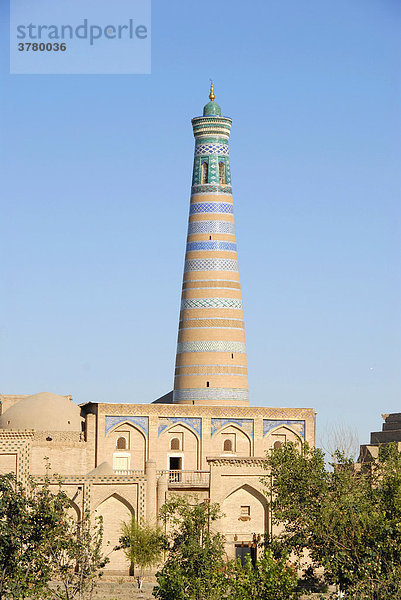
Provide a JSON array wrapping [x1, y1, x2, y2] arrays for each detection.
[[273, 441, 282, 450], [223, 439, 233, 452], [170, 438, 180, 450], [219, 162, 225, 185], [116, 437, 127, 450], [201, 161, 208, 184]]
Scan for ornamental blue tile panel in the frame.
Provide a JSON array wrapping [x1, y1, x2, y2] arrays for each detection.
[[192, 156, 201, 186], [263, 419, 305, 439], [177, 340, 246, 353], [105, 416, 149, 436], [195, 143, 229, 156], [186, 241, 237, 252], [187, 220, 236, 235], [208, 154, 219, 184], [225, 158, 232, 185], [173, 388, 249, 403], [211, 418, 253, 437], [158, 416, 202, 437], [191, 184, 232, 195], [184, 259, 239, 272], [181, 298, 243, 309], [190, 202, 234, 215]]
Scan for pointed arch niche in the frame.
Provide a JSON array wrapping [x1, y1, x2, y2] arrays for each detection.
[[263, 424, 303, 452], [212, 424, 252, 457], [201, 160, 208, 184], [105, 420, 147, 471], [221, 484, 269, 540], [158, 422, 200, 471], [95, 493, 134, 574]]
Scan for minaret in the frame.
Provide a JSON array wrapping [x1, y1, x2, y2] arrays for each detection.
[[173, 85, 249, 406]]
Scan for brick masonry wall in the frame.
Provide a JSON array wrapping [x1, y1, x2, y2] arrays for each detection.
[[0, 401, 315, 574]]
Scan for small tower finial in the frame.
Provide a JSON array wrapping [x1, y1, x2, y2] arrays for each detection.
[[209, 79, 215, 102]]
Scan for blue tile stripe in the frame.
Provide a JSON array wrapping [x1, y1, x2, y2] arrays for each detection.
[[187, 220, 236, 235], [173, 388, 249, 402], [186, 241, 237, 252], [176, 340, 247, 353], [190, 202, 234, 215], [180, 317, 244, 324], [191, 184, 233, 195], [181, 298, 243, 309], [184, 259, 239, 272], [195, 142, 229, 156]]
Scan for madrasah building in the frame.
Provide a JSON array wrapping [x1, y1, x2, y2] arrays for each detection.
[[0, 86, 315, 574]]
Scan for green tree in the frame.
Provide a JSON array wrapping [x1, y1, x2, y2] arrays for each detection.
[[119, 518, 165, 590], [49, 508, 106, 600], [0, 473, 106, 600], [0, 473, 68, 600], [262, 441, 401, 599], [226, 551, 299, 600], [153, 496, 226, 600]]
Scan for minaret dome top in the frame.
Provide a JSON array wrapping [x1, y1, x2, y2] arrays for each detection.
[[203, 81, 221, 116]]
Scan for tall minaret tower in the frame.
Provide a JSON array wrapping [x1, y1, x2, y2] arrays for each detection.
[[173, 85, 249, 406]]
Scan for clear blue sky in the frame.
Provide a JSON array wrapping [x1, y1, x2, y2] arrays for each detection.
[[1, 0, 400, 449]]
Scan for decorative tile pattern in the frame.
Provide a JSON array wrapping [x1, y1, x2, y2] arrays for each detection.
[[184, 259, 239, 272], [187, 220, 236, 235], [172, 388, 249, 402], [139, 482, 145, 520], [192, 116, 232, 141], [158, 416, 202, 437], [225, 158, 232, 185], [207, 457, 265, 467], [186, 241, 237, 252], [195, 143, 229, 156], [190, 202, 234, 215], [263, 419, 305, 439], [192, 156, 201, 186], [181, 298, 243, 310], [195, 136, 229, 144], [0, 431, 33, 486], [191, 184, 232, 195], [211, 418, 254, 437], [208, 155, 219, 184], [105, 415, 149, 436], [176, 341, 247, 353], [97, 402, 312, 420], [85, 482, 91, 511]]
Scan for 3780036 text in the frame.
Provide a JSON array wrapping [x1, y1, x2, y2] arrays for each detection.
[[18, 43, 67, 51]]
